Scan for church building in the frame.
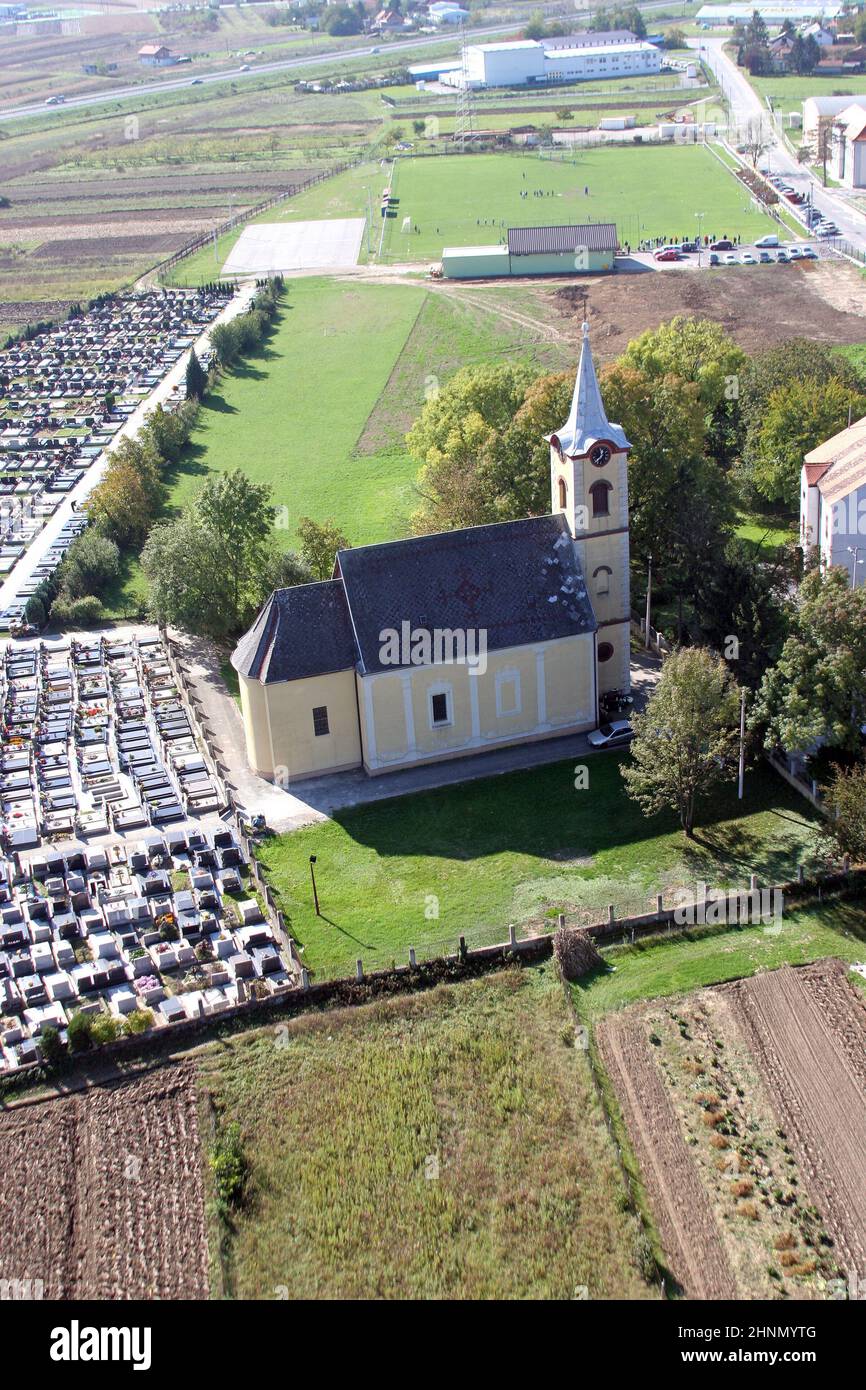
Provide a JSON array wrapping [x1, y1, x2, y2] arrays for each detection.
[[231, 324, 632, 780]]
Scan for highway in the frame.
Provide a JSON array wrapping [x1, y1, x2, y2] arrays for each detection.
[[0, 1, 686, 125], [690, 35, 866, 258]]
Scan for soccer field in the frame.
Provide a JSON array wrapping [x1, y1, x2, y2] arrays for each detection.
[[380, 148, 777, 262]]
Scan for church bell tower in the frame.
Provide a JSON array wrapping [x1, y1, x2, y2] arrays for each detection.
[[546, 322, 632, 695]]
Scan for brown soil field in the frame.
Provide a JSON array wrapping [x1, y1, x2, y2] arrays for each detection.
[[598, 959, 861, 1299], [727, 959, 866, 1277], [544, 259, 866, 358], [0, 1064, 209, 1299]]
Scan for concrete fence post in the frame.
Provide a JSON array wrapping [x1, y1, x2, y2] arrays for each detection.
[[301, 968, 310, 992], [656, 893, 663, 918], [797, 864, 805, 886], [509, 924, 517, 948], [750, 873, 758, 892], [843, 854, 851, 875], [557, 913, 565, 929], [409, 947, 417, 968], [608, 904, 615, 926], [356, 959, 364, 982], [459, 935, 467, 961]]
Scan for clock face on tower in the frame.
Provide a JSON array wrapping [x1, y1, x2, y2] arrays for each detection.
[[590, 444, 611, 467]]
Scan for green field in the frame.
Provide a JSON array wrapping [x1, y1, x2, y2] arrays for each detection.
[[257, 757, 822, 981], [573, 899, 866, 1021], [200, 960, 655, 1299], [172, 145, 777, 283], [750, 72, 866, 110]]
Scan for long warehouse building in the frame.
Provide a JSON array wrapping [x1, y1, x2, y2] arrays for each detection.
[[435, 34, 662, 89], [442, 224, 618, 279]]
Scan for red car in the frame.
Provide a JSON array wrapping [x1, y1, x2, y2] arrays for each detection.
[[785, 191, 805, 203], [654, 248, 680, 261]]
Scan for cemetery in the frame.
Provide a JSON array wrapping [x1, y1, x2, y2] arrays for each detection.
[[0, 627, 298, 1071], [0, 285, 233, 629]]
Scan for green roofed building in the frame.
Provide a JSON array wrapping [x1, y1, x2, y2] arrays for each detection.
[[442, 223, 617, 279]]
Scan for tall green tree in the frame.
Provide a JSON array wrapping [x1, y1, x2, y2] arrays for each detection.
[[297, 517, 350, 581], [194, 469, 276, 628], [748, 375, 866, 507], [621, 647, 742, 838], [753, 566, 866, 754], [185, 348, 207, 402]]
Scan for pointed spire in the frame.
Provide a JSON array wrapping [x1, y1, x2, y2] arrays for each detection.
[[550, 322, 630, 459]]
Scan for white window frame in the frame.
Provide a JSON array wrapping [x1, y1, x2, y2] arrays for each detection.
[[428, 682, 454, 730], [495, 668, 522, 718]]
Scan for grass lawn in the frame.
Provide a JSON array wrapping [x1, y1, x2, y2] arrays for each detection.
[[199, 960, 655, 1299], [573, 899, 866, 1022], [734, 506, 796, 557], [750, 73, 866, 110], [171, 145, 776, 281], [257, 758, 822, 981], [158, 275, 568, 551], [379, 147, 777, 262]]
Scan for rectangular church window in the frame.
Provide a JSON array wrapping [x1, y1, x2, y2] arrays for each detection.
[[312, 706, 330, 737], [431, 692, 449, 726]]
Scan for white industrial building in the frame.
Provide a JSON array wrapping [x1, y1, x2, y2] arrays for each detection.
[[696, 3, 844, 25], [441, 36, 662, 89]]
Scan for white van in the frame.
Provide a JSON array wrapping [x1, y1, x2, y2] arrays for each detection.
[[754, 234, 780, 248]]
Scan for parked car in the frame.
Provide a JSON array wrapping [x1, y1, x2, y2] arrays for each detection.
[[723, 252, 738, 265], [740, 251, 756, 264], [710, 239, 733, 250], [678, 240, 698, 253], [776, 249, 790, 262], [787, 246, 803, 259], [755, 234, 779, 247], [758, 250, 772, 263], [654, 248, 680, 261], [801, 246, 818, 259], [709, 251, 720, 265], [588, 720, 635, 749]]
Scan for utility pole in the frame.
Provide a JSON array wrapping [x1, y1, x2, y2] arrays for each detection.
[[695, 211, 705, 266], [454, 20, 476, 153], [738, 687, 746, 800], [645, 554, 653, 647]]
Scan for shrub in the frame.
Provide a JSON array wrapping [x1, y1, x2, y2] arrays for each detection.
[[39, 1025, 64, 1068], [553, 924, 603, 980], [67, 1010, 94, 1052], [51, 595, 105, 629], [62, 532, 120, 600], [90, 1013, 121, 1045], [123, 1008, 154, 1036], [210, 1121, 248, 1214]]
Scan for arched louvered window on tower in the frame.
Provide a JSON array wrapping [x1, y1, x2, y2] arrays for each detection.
[[589, 480, 612, 518], [593, 565, 612, 596]]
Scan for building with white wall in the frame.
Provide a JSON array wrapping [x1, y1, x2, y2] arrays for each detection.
[[697, 3, 844, 23], [443, 35, 661, 89], [800, 417, 866, 584]]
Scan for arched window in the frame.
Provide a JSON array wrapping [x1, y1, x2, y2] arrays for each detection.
[[557, 477, 568, 510], [593, 565, 612, 596], [598, 641, 614, 663], [589, 480, 612, 518]]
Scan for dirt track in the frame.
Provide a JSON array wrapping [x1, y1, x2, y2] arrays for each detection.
[[726, 960, 866, 1276], [599, 1011, 738, 1299], [0, 1064, 209, 1299]]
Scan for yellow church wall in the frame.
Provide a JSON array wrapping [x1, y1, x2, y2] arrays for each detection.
[[254, 669, 362, 781], [238, 673, 275, 779], [359, 634, 597, 775]]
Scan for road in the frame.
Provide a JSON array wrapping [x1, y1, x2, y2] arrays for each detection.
[[0, 1, 687, 125], [690, 35, 866, 256]]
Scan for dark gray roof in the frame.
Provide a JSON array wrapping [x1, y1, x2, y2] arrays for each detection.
[[337, 514, 596, 675], [508, 223, 618, 256], [231, 580, 358, 684], [545, 29, 637, 48]]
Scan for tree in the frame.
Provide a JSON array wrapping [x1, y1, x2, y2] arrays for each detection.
[[742, 115, 771, 166], [85, 442, 161, 547], [621, 647, 742, 838], [297, 517, 350, 580], [62, 531, 121, 600], [753, 566, 866, 754], [692, 535, 792, 689], [824, 765, 866, 863], [407, 362, 535, 533], [194, 469, 276, 629], [256, 548, 313, 606], [39, 1025, 64, 1069], [322, 4, 362, 35], [142, 517, 236, 639], [748, 375, 866, 507], [186, 348, 207, 401]]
